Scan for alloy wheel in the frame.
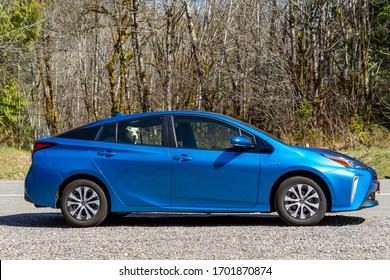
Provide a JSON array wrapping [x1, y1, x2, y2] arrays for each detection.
[[61, 179, 108, 227], [66, 186, 100, 221], [275, 176, 327, 226], [283, 183, 320, 220]]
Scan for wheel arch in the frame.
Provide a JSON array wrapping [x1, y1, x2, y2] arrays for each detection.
[[269, 170, 332, 212], [56, 174, 111, 211]]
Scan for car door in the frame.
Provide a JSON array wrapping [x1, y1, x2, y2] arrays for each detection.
[[90, 117, 170, 207], [170, 116, 260, 208]]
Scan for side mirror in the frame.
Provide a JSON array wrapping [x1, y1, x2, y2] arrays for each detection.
[[231, 136, 251, 149]]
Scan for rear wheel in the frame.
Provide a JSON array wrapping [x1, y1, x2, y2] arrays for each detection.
[[60, 179, 108, 227], [275, 176, 327, 226]]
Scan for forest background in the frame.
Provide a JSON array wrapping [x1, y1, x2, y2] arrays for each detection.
[[0, 0, 389, 153]]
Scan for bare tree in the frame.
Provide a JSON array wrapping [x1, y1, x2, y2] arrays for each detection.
[[15, 0, 378, 149], [182, 0, 208, 110], [34, 1, 61, 135]]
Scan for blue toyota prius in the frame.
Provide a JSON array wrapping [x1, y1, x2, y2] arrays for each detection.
[[24, 111, 379, 227]]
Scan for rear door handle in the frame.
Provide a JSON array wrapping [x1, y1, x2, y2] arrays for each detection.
[[97, 151, 117, 157], [173, 154, 193, 162]]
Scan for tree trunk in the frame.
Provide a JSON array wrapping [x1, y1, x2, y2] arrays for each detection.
[[132, 0, 150, 112], [35, 27, 61, 135], [182, 0, 208, 110]]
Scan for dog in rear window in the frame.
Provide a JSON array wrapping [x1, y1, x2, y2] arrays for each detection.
[[126, 126, 141, 144]]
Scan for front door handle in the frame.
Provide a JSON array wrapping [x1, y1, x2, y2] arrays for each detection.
[[173, 154, 193, 162], [97, 151, 117, 157]]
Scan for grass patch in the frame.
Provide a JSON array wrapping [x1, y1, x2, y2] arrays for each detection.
[[342, 148, 390, 179], [0, 146, 31, 180], [0, 145, 388, 180]]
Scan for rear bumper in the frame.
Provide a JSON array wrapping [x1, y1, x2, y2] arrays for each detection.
[[24, 192, 33, 203], [24, 166, 62, 208], [24, 192, 47, 208]]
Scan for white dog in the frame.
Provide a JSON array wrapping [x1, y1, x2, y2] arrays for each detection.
[[125, 126, 141, 144]]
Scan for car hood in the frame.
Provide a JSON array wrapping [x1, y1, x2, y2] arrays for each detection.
[[294, 146, 375, 174]]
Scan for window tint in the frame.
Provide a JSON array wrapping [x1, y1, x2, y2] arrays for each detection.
[[57, 126, 100, 140], [256, 136, 274, 153], [96, 123, 117, 142], [174, 117, 240, 150], [117, 117, 163, 146], [241, 130, 256, 145]]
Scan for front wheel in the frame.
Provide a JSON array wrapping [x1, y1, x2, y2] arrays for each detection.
[[60, 179, 109, 227], [275, 176, 327, 226]]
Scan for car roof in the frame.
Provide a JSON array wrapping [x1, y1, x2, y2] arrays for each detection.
[[53, 110, 285, 149], [87, 111, 234, 127]]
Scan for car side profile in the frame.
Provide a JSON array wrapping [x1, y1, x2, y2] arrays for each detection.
[[24, 111, 379, 227]]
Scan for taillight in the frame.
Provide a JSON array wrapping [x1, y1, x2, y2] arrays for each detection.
[[32, 142, 57, 155]]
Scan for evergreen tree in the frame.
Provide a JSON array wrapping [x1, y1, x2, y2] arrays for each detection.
[[0, 0, 40, 147]]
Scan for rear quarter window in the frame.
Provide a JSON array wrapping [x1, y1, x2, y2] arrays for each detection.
[[57, 126, 100, 140]]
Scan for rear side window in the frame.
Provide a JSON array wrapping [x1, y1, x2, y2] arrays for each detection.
[[117, 117, 163, 146], [57, 126, 100, 140], [94, 117, 163, 146], [95, 123, 117, 142]]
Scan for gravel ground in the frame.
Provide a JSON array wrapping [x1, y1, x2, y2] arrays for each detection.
[[1, 213, 389, 260], [1, 180, 389, 260]]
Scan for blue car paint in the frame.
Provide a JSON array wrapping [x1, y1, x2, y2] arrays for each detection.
[[25, 111, 378, 216], [170, 147, 260, 208], [90, 140, 171, 207]]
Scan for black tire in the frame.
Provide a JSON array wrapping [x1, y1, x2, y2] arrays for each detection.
[[60, 179, 109, 227], [275, 176, 327, 226]]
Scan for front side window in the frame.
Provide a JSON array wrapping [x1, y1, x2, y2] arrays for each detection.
[[117, 117, 163, 146], [174, 117, 243, 150]]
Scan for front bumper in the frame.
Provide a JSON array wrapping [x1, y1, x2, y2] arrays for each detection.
[[326, 168, 379, 212]]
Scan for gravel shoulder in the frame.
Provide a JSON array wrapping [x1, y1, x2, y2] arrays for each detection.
[[1, 213, 389, 260], [0, 180, 389, 260]]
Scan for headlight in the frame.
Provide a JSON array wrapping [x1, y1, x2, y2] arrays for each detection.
[[321, 153, 365, 169]]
